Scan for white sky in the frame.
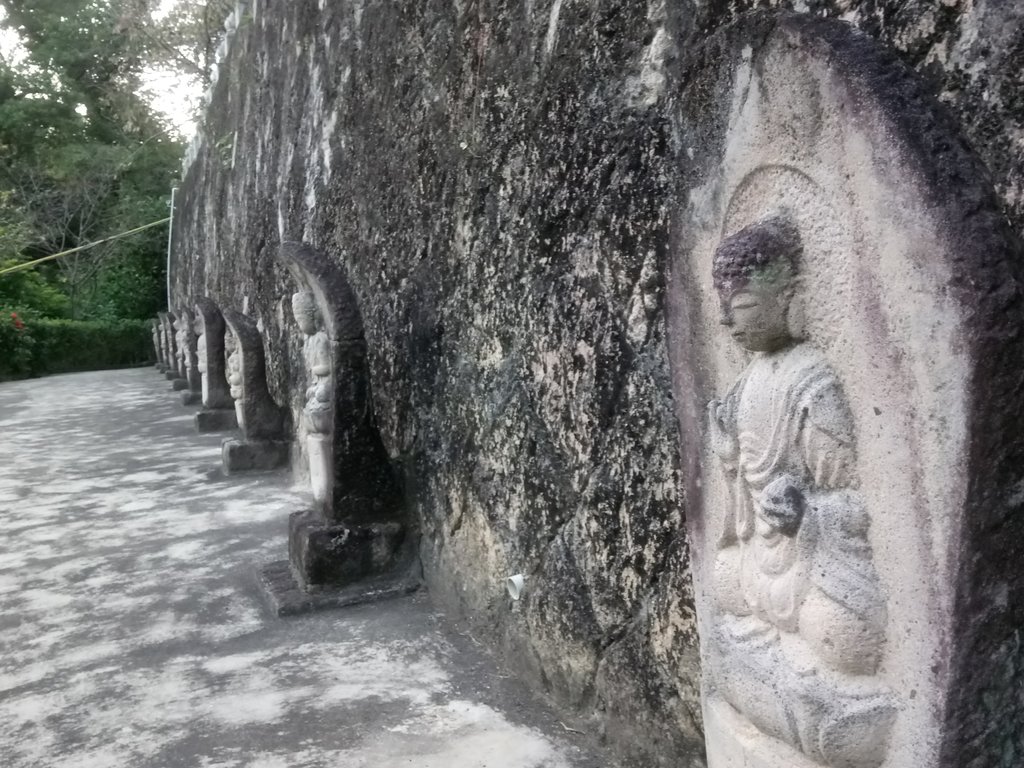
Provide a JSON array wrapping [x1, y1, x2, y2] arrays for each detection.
[[0, 3, 202, 139]]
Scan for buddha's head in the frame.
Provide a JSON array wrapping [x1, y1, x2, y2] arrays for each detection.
[[291, 291, 321, 336], [225, 329, 243, 399], [712, 215, 802, 353]]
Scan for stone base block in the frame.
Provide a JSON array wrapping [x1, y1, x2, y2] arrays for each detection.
[[194, 409, 238, 433], [164, 371, 178, 381], [258, 558, 419, 617], [155, 363, 166, 371], [221, 437, 288, 474], [171, 378, 189, 391], [288, 510, 408, 590], [180, 391, 201, 406]]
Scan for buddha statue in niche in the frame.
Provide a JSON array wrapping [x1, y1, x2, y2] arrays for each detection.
[[291, 290, 334, 511], [173, 315, 188, 377], [292, 291, 333, 435], [225, 328, 245, 430], [706, 216, 894, 768]]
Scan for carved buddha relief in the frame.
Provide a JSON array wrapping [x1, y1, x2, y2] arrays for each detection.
[[704, 216, 894, 768], [225, 326, 245, 430], [291, 290, 335, 510], [173, 314, 188, 379]]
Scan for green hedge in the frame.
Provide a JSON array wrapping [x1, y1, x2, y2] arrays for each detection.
[[0, 313, 153, 381]]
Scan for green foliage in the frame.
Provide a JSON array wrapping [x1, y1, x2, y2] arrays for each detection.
[[0, 0, 184, 324], [0, 259, 70, 317], [0, 309, 152, 380]]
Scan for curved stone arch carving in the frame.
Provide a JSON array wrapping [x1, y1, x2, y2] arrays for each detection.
[[194, 298, 234, 410], [151, 319, 164, 369], [175, 305, 201, 394], [668, 11, 1024, 768], [278, 240, 398, 522], [222, 308, 286, 442], [158, 311, 179, 379]]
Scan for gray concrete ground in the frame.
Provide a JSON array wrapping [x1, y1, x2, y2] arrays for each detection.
[[0, 368, 607, 768]]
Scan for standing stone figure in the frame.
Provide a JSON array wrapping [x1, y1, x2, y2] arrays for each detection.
[[193, 298, 238, 432], [292, 291, 335, 511], [225, 324, 245, 431], [170, 313, 191, 390], [220, 308, 288, 473], [159, 312, 178, 381], [151, 319, 164, 370], [257, 241, 407, 609], [705, 217, 893, 768], [176, 307, 202, 403]]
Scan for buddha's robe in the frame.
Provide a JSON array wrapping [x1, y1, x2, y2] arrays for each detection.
[[303, 330, 334, 435], [709, 342, 893, 767]]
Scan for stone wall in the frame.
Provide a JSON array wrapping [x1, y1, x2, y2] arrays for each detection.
[[170, 1, 1024, 764]]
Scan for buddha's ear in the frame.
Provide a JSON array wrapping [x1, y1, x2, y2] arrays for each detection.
[[786, 281, 806, 340]]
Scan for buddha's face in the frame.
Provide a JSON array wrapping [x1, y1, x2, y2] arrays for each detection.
[[291, 292, 320, 336], [718, 274, 794, 353]]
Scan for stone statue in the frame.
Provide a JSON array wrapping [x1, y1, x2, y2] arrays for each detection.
[[192, 298, 237, 431], [225, 325, 245, 431], [177, 307, 202, 403], [705, 217, 894, 767], [151, 320, 163, 370], [173, 314, 188, 378], [261, 241, 407, 603], [220, 308, 288, 473], [292, 291, 335, 509]]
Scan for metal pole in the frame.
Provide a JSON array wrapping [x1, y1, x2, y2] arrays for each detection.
[[166, 186, 178, 310]]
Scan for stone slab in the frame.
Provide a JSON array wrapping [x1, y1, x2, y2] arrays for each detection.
[[258, 558, 420, 617], [194, 408, 238, 433], [221, 437, 288, 474]]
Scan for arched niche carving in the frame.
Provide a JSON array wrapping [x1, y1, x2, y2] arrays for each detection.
[[194, 298, 234, 411], [175, 306, 202, 402], [221, 308, 286, 442], [151, 319, 164, 370], [158, 311, 180, 382], [278, 240, 399, 521], [667, 12, 1024, 768]]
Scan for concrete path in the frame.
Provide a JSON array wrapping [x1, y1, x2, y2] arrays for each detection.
[[0, 369, 605, 768]]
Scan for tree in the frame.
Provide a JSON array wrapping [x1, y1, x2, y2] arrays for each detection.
[[0, 0, 184, 319]]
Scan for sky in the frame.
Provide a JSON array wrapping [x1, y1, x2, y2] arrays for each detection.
[[0, 2, 202, 139]]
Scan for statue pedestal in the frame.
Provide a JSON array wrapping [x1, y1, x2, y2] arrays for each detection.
[[171, 379, 189, 391], [256, 509, 416, 616], [195, 408, 238, 433], [164, 371, 178, 381], [288, 509, 407, 590], [221, 437, 288, 474], [180, 391, 201, 406]]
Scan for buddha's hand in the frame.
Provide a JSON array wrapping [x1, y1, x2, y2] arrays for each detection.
[[758, 474, 805, 536], [707, 398, 738, 463]]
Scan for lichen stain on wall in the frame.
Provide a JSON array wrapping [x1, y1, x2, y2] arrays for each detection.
[[170, 1, 1024, 765]]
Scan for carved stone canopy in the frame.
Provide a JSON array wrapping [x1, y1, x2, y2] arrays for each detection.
[[151, 319, 163, 365], [221, 308, 286, 442], [667, 11, 1024, 768], [194, 298, 234, 410], [176, 306, 201, 392], [158, 311, 177, 374], [278, 241, 399, 523]]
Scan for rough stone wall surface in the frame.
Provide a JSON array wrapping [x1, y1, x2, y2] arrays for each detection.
[[170, 1, 1024, 765]]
